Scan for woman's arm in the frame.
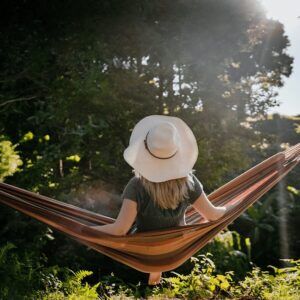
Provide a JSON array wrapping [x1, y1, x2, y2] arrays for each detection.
[[192, 191, 227, 221], [92, 199, 137, 236]]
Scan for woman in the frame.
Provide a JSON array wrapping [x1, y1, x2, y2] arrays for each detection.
[[93, 115, 232, 285]]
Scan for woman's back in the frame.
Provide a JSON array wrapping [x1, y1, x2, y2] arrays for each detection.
[[121, 173, 203, 232]]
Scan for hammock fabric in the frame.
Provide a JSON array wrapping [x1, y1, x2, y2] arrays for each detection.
[[0, 144, 299, 273]]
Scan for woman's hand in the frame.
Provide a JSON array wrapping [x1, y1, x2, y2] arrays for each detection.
[[192, 191, 226, 221], [225, 203, 238, 212], [212, 206, 227, 219]]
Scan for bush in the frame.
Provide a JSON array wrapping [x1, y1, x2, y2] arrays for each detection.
[[36, 270, 100, 300], [1, 243, 299, 299], [0, 242, 46, 300], [0, 136, 22, 182], [153, 256, 300, 300], [198, 230, 252, 280], [232, 258, 300, 300]]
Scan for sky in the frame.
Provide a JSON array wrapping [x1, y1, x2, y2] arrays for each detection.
[[260, 0, 300, 116]]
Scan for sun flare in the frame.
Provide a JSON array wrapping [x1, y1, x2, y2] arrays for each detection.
[[260, 0, 300, 25]]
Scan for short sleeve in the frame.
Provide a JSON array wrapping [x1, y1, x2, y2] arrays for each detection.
[[187, 174, 204, 205], [121, 177, 139, 203]]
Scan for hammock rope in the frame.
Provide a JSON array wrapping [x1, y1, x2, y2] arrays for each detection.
[[0, 143, 299, 273]]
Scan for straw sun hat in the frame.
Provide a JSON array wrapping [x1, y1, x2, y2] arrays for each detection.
[[123, 115, 198, 183]]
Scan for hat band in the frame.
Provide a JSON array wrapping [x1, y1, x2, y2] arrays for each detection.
[[144, 132, 177, 160]]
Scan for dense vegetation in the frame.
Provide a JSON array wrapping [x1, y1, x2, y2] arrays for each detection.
[[0, 0, 299, 298]]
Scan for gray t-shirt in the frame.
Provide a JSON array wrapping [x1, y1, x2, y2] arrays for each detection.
[[121, 174, 203, 232]]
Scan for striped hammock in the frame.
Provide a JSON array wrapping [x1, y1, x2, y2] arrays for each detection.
[[0, 143, 299, 273]]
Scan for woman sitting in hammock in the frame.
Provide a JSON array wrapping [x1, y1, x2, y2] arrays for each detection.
[[94, 115, 231, 285]]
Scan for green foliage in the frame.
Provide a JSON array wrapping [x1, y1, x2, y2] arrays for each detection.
[[0, 136, 22, 181], [227, 114, 300, 267], [287, 186, 299, 196], [38, 270, 100, 300], [155, 254, 233, 299], [21, 132, 34, 143], [40, 255, 300, 299], [232, 259, 300, 299], [0, 242, 46, 300], [198, 230, 252, 280], [1, 248, 298, 299], [149, 256, 300, 300], [0, 0, 293, 193]]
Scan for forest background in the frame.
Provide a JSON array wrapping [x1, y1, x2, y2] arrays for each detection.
[[0, 0, 299, 299]]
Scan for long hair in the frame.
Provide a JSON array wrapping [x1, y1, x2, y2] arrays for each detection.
[[135, 171, 195, 209]]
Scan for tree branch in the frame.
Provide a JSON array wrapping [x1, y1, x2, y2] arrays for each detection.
[[0, 96, 38, 108]]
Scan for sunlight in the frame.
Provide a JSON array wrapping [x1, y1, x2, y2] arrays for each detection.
[[260, 0, 300, 116], [260, 0, 300, 26], [259, 0, 300, 263]]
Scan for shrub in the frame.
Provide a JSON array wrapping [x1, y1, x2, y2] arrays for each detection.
[[37, 270, 100, 300]]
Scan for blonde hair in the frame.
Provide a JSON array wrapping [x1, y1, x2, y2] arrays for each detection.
[[135, 171, 195, 209]]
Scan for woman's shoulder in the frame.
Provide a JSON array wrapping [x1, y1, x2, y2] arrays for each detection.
[[127, 175, 140, 185], [121, 176, 143, 202], [188, 172, 202, 187], [187, 172, 204, 204]]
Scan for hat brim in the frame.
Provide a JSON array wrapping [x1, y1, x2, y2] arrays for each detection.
[[123, 115, 198, 182]]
